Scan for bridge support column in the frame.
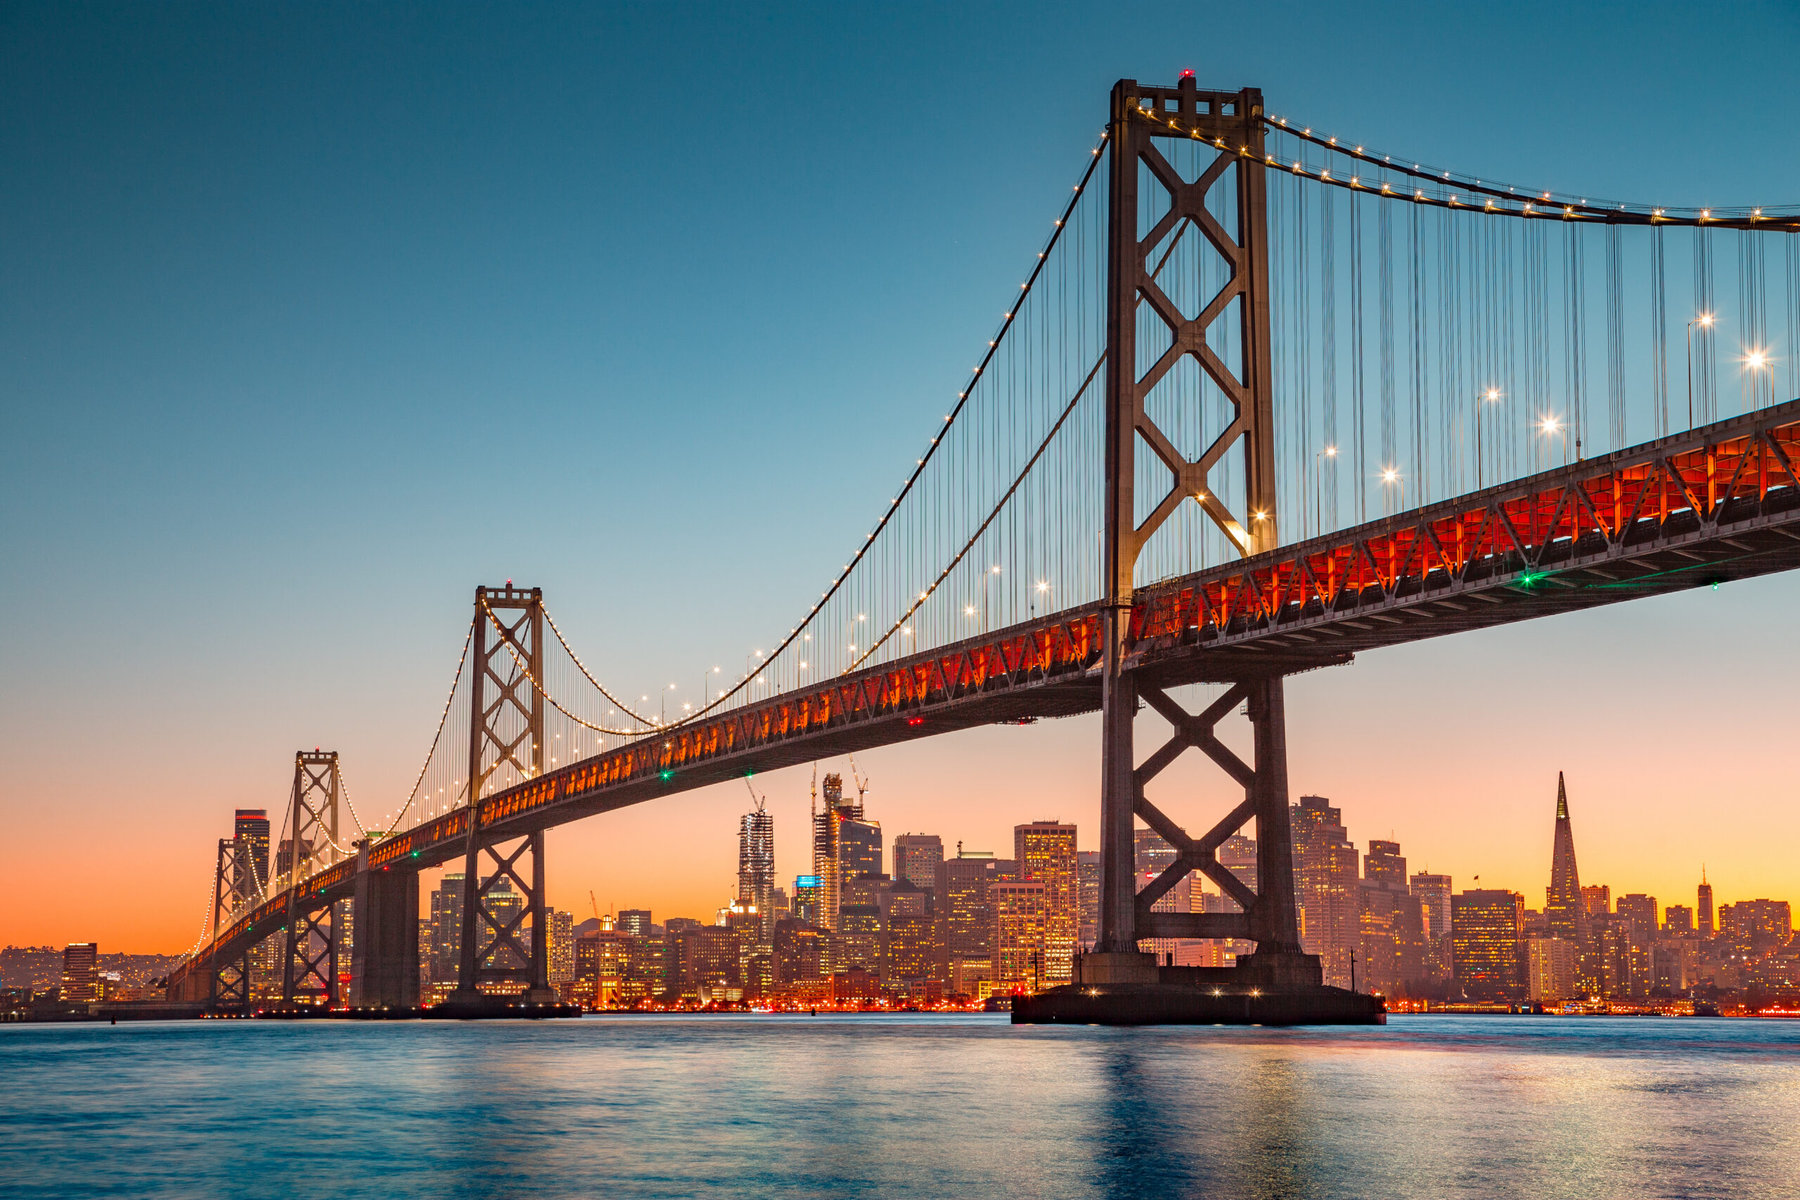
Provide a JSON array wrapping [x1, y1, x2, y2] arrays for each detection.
[[208, 836, 253, 1012], [350, 858, 420, 1009], [442, 585, 557, 1012], [1044, 77, 1374, 1020], [280, 750, 344, 1008]]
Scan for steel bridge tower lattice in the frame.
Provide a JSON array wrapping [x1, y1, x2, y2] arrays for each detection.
[[1086, 77, 1320, 996], [450, 585, 555, 1005], [281, 750, 343, 1006]]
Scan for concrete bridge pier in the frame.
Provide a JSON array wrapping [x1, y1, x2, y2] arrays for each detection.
[[350, 856, 420, 1010]]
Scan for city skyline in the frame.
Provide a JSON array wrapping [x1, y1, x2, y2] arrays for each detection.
[[5, 3, 1800, 956]]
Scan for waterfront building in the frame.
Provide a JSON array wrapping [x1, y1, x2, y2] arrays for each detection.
[[1015, 822, 1077, 984], [1652, 942, 1692, 993], [1293, 795, 1361, 989], [1359, 879, 1428, 995], [994, 880, 1049, 993], [943, 851, 999, 984], [1526, 936, 1579, 1002], [772, 919, 828, 986], [547, 908, 575, 989], [675, 926, 741, 998], [886, 912, 937, 988], [838, 904, 883, 975], [1452, 889, 1525, 1002], [1410, 872, 1453, 980], [60, 943, 99, 1008]]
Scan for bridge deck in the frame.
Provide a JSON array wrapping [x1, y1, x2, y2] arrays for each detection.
[[173, 399, 1800, 988]]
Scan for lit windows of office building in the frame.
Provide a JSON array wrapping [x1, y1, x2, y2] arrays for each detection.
[[1616, 894, 1659, 940], [738, 804, 776, 941], [1076, 850, 1101, 950], [61, 943, 99, 1008], [430, 873, 464, 983], [1582, 885, 1611, 919], [994, 879, 1049, 994], [943, 850, 999, 983], [1526, 936, 1579, 1003], [892, 834, 944, 901], [547, 908, 575, 992], [792, 876, 822, 927], [1451, 889, 1526, 1002], [1662, 904, 1695, 936], [617, 909, 652, 938], [1363, 840, 1408, 893], [1292, 796, 1361, 990], [838, 904, 883, 975], [772, 918, 829, 988], [1015, 822, 1077, 985]]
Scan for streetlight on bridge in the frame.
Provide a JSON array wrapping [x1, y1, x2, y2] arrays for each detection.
[[1687, 312, 1716, 429]]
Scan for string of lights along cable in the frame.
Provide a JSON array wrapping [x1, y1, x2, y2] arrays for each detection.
[[172, 82, 1800, 978]]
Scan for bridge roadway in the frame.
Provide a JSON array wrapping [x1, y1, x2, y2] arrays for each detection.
[[174, 398, 1800, 988]]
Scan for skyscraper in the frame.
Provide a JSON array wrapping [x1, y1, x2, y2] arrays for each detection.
[[812, 772, 858, 933], [1452, 889, 1526, 1002], [1015, 822, 1077, 985], [1364, 840, 1408, 892], [1076, 850, 1102, 949], [1544, 772, 1587, 945], [892, 834, 944, 900], [1410, 873, 1452, 940], [994, 880, 1049, 992], [61, 943, 99, 1007], [738, 803, 775, 938], [943, 851, 999, 974], [233, 810, 271, 899], [1292, 795, 1361, 988], [430, 873, 464, 982], [1697, 870, 1714, 935]]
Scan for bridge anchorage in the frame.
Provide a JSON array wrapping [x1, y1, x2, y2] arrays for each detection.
[[165, 70, 1800, 1024]]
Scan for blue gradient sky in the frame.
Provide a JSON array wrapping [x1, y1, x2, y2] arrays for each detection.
[[4, 2, 1798, 948]]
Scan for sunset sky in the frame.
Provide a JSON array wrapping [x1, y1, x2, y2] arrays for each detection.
[[4, 1, 1798, 951]]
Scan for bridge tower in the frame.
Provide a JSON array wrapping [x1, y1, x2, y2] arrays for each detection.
[[448, 584, 556, 1007], [1084, 76, 1318, 993], [207, 837, 254, 1011], [281, 750, 344, 1006]]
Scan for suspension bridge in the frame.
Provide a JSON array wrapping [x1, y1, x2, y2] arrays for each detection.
[[165, 76, 1800, 1022]]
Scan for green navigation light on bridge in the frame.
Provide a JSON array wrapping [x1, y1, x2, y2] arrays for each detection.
[[660, 769, 675, 782]]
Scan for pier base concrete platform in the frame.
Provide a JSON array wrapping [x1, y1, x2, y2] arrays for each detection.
[[425, 995, 580, 1020], [1013, 950, 1385, 1026]]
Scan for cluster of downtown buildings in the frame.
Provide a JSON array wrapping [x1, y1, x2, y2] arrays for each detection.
[[17, 771, 1799, 1017]]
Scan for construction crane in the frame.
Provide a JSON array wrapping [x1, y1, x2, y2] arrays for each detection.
[[846, 753, 870, 806], [744, 775, 765, 812]]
